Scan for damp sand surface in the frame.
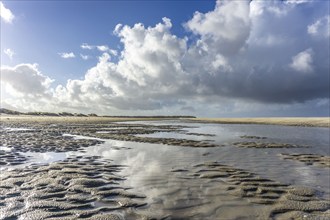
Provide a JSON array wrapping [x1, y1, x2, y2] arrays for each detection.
[[188, 117, 330, 127], [0, 117, 329, 219]]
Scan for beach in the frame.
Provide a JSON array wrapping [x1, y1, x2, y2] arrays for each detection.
[[0, 116, 329, 219]]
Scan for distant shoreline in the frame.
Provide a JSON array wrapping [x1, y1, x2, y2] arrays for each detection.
[[0, 114, 329, 128], [0, 115, 185, 123], [0, 108, 195, 119], [187, 117, 330, 128]]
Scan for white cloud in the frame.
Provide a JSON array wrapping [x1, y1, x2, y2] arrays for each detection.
[[50, 17, 189, 112], [58, 52, 75, 59], [114, 17, 187, 88], [114, 24, 123, 34], [81, 43, 118, 57], [96, 45, 118, 56], [250, 0, 307, 19], [81, 43, 94, 50], [4, 48, 14, 59], [290, 49, 314, 73], [80, 54, 91, 60], [0, 2, 14, 23], [285, 0, 310, 5], [96, 45, 109, 52], [251, 34, 285, 46], [267, 5, 288, 17], [211, 54, 232, 72], [109, 49, 118, 56], [250, 0, 264, 17], [185, 0, 250, 55], [308, 16, 330, 37], [1, 63, 53, 97]]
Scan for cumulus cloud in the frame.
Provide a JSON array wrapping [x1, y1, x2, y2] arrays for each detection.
[[1, 63, 53, 97], [80, 54, 91, 60], [114, 17, 187, 87], [81, 43, 117, 55], [250, 0, 310, 19], [290, 49, 314, 73], [96, 45, 108, 52], [4, 48, 14, 59], [81, 43, 94, 50], [1, 0, 329, 116], [186, 0, 250, 55], [308, 16, 330, 38], [211, 54, 232, 72], [0, 2, 14, 23], [58, 52, 75, 59], [52, 18, 189, 112], [96, 45, 118, 56]]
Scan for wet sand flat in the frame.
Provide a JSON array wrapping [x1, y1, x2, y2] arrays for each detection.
[[189, 117, 330, 127], [1, 116, 329, 219]]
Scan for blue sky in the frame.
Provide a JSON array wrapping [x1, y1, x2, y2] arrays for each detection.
[[1, 0, 329, 117]]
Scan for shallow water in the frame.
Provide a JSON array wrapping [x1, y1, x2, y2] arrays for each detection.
[[4, 121, 330, 219], [137, 122, 330, 192]]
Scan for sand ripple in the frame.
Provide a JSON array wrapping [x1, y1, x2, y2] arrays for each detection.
[[0, 156, 165, 219], [171, 161, 330, 219], [281, 153, 330, 168]]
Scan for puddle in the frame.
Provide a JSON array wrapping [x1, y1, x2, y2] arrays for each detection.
[[2, 127, 35, 132], [24, 151, 68, 165], [0, 146, 11, 151]]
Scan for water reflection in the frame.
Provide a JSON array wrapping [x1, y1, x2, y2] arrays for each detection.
[[3, 127, 35, 132], [24, 151, 67, 165], [0, 146, 11, 151], [293, 166, 322, 185]]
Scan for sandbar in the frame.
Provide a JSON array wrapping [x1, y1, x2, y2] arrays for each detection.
[[188, 117, 330, 127]]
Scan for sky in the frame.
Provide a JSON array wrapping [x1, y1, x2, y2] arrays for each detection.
[[0, 0, 329, 117]]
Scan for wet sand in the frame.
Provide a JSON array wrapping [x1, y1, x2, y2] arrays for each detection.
[[172, 161, 330, 219], [0, 156, 156, 219], [280, 153, 330, 168], [189, 117, 330, 127], [1, 116, 329, 219]]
